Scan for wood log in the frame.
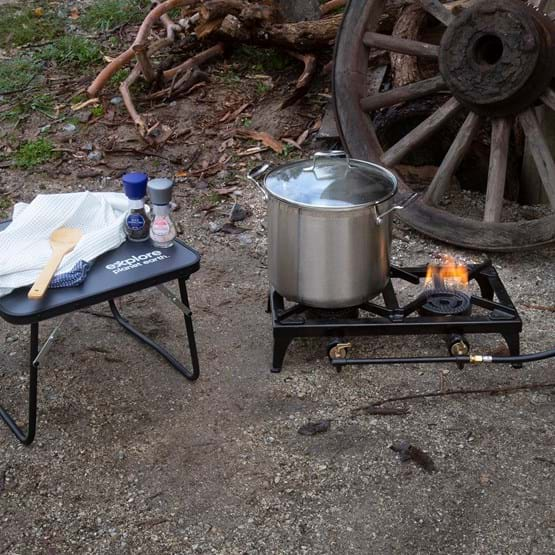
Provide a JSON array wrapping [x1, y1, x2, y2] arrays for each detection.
[[391, 3, 427, 87], [216, 13, 342, 52], [198, 0, 248, 22]]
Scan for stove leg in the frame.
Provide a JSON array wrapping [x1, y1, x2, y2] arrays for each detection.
[[272, 335, 292, 373], [503, 333, 522, 369]]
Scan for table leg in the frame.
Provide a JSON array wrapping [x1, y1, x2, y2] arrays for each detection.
[[108, 278, 199, 381], [0, 323, 39, 445]]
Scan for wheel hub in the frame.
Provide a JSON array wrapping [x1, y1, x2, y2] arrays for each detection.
[[439, 0, 555, 116]]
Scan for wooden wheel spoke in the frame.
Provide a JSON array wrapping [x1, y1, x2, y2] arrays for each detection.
[[363, 32, 439, 59], [418, 0, 454, 27], [360, 75, 446, 112], [540, 88, 555, 112], [424, 112, 481, 205], [381, 97, 463, 167], [518, 109, 555, 210], [484, 118, 512, 223]]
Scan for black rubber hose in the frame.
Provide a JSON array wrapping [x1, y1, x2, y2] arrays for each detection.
[[331, 347, 555, 367]]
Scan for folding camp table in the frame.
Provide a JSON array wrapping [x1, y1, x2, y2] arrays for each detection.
[[0, 221, 201, 445]]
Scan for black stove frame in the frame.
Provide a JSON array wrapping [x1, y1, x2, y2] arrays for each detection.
[[269, 262, 523, 372]]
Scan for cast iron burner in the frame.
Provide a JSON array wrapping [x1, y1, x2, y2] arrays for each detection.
[[268, 261, 522, 373], [418, 289, 472, 317]]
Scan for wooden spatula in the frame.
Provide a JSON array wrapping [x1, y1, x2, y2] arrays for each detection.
[[28, 228, 83, 300]]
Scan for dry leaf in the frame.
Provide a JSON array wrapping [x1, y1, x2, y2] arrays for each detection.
[[236, 129, 284, 154], [296, 128, 310, 146], [283, 138, 302, 151], [68, 7, 80, 19], [34, 7, 44, 17]]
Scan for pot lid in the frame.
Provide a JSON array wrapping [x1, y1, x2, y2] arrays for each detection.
[[264, 152, 397, 209]]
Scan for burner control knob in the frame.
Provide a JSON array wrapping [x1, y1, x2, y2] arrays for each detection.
[[448, 334, 470, 357], [327, 340, 352, 361]]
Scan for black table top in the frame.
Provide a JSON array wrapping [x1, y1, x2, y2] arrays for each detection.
[[0, 221, 200, 324]]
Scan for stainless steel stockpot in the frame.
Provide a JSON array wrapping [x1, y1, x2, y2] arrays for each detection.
[[248, 151, 416, 309]]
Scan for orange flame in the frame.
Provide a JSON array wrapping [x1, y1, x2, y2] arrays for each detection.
[[425, 255, 469, 290]]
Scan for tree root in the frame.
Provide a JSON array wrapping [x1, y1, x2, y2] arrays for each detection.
[[89, 0, 342, 142]]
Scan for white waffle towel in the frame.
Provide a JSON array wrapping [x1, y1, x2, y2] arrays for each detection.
[[0, 191, 128, 298]]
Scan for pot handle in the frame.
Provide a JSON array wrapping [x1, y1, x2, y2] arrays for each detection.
[[376, 193, 419, 225], [247, 163, 272, 201]]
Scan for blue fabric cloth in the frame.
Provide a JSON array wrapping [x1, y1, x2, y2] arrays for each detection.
[[50, 260, 91, 289]]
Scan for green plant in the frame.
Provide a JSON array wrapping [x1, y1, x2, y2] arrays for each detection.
[[256, 81, 271, 95], [241, 117, 252, 128], [1, 94, 55, 122], [42, 36, 102, 67], [81, 0, 150, 31], [0, 57, 39, 94], [91, 105, 104, 118], [15, 138, 55, 169], [0, 5, 64, 48], [109, 68, 130, 87], [0, 195, 12, 218]]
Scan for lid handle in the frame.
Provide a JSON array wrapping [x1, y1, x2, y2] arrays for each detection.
[[303, 150, 351, 173]]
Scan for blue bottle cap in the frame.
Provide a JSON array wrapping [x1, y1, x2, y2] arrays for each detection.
[[122, 172, 148, 200]]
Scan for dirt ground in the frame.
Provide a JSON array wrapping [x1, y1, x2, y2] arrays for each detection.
[[1, 2, 555, 554]]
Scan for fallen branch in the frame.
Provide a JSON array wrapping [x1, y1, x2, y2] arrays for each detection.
[[88, 0, 197, 97], [146, 68, 209, 100], [163, 42, 225, 80], [356, 382, 555, 410], [523, 304, 555, 313], [216, 13, 342, 52], [281, 50, 318, 108]]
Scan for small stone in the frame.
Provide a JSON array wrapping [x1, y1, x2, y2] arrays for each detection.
[[115, 451, 125, 461], [229, 203, 247, 222], [62, 123, 77, 134], [76, 110, 92, 123], [194, 179, 209, 190], [208, 222, 223, 233], [40, 124, 51, 133], [6, 335, 18, 343], [87, 151, 103, 162], [110, 96, 123, 106], [238, 233, 253, 246], [82, 143, 94, 152], [216, 170, 231, 180]]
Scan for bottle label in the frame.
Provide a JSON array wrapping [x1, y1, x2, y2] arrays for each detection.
[[152, 218, 171, 236], [127, 213, 145, 231]]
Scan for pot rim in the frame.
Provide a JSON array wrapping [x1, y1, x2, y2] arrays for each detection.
[[263, 156, 399, 211]]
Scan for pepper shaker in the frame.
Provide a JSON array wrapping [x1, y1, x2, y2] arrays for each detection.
[[122, 172, 150, 242], [148, 178, 177, 248]]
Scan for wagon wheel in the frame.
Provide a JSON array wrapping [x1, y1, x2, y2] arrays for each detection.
[[333, 0, 555, 251]]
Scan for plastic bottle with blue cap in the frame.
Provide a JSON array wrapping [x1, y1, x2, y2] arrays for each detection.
[[122, 172, 150, 242]]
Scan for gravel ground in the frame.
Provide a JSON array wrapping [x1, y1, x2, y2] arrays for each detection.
[[1, 173, 554, 553]]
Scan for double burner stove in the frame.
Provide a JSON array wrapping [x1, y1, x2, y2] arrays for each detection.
[[269, 261, 523, 372]]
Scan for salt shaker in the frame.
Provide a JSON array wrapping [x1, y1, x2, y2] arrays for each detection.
[[148, 178, 177, 248], [122, 172, 150, 242]]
